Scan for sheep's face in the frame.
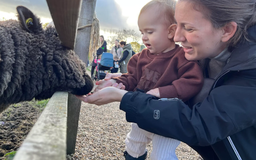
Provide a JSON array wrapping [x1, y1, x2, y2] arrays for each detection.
[[0, 6, 93, 112]]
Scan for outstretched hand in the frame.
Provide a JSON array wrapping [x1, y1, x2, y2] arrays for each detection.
[[94, 73, 124, 92], [76, 73, 126, 105], [76, 87, 127, 105]]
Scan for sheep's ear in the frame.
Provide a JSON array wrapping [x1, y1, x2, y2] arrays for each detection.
[[16, 6, 41, 32]]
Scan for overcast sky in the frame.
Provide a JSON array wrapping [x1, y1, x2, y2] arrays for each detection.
[[0, 0, 151, 31]]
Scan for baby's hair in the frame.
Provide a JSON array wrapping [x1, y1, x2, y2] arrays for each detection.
[[140, 0, 176, 25]]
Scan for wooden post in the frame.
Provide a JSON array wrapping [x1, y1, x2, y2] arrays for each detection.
[[46, 0, 82, 49], [67, 0, 97, 155], [75, 0, 97, 62], [66, 93, 82, 155]]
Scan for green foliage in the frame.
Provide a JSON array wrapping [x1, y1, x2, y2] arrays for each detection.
[[102, 28, 141, 49], [36, 99, 49, 108], [42, 22, 49, 29], [4, 151, 16, 160], [29, 99, 49, 112], [130, 42, 141, 53], [35, 99, 49, 112], [86, 66, 91, 72], [4, 108, 13, 118], [13, 103, 22, 108]]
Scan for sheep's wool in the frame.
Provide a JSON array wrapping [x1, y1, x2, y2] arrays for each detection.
[[0, 6, 93, 113]]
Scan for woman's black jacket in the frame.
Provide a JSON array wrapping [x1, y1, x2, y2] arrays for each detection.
[[120, 25, 256, 160]]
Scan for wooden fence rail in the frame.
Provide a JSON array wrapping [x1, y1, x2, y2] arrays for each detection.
[[13, 92, 69, 160]]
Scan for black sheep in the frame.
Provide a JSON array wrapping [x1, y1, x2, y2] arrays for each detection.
[[0, 6, 94, 113]]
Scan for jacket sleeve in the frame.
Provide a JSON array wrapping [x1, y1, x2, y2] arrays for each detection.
[[120, 73, 256, 146], [96, 47, 103, 56], [103, 41, 107, 52], [118, 50, 129, 63], [117, 48, 123, 59], [113, 55, 139, 91], [159, 61, 203, 101], [110, 47, 114, 55]]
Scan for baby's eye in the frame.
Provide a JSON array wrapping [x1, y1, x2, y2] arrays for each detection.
[[147, 31, 153, 34]]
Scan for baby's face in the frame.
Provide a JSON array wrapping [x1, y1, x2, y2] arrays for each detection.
[[138, 7, 175, 54]]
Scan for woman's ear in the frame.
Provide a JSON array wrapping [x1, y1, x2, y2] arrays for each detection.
[[168, 24, 177, 39], [221, 21, 237, 42]]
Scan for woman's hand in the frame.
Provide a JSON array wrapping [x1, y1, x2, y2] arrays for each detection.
[[146, 88, 160, 98], [76, 87, 127, 105]]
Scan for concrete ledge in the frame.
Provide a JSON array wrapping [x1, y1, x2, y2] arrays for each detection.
[[13, 92, 68, 160]]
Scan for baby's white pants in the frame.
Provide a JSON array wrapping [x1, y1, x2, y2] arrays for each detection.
[[125, 123, 180, 160]]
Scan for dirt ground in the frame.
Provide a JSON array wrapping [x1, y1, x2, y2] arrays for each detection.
[[0, 100, 45, 159], [0, 99, 202, 160], [68, 102, 202, 160]]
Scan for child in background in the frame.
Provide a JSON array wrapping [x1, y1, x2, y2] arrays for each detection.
[[94, 54, 102, 80], [110, 39, 123, 73], [94, 0, 203, 159], [95, 55, 101, 72]]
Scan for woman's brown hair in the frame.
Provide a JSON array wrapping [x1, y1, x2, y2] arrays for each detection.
[[180, 0, 256, 46]]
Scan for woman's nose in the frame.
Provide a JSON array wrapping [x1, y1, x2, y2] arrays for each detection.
[[174, 27, 185, 43]]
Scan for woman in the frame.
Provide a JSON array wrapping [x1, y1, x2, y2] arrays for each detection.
[[119, 41, 133, 73], [91, 35, 107, 79], [110, 39, 123, 73], [78, 0, 256, 159]]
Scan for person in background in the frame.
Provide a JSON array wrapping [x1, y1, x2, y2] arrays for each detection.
[[77, 0, 256, 159], [91, 35, 107, 79], [131, 50, 136, 56], [110, 39, 123, 73], [140, 44, 146, 52], [119, 41, 133, 73], [94, 54, 102, 80]]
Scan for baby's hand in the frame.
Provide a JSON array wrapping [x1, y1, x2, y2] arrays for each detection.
[[103, 72, 122, 81], [112, 82, 126, 90], [146, 88, 160, 98], [94, 79, 116, 92]]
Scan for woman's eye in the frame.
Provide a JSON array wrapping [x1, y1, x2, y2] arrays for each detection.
[[184, 26, 193, 32]]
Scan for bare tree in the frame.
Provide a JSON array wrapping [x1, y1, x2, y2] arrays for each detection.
[[102, 28, 141, 50]]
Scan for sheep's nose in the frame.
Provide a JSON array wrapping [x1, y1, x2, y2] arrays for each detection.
[[71, 79, 94, 95]]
